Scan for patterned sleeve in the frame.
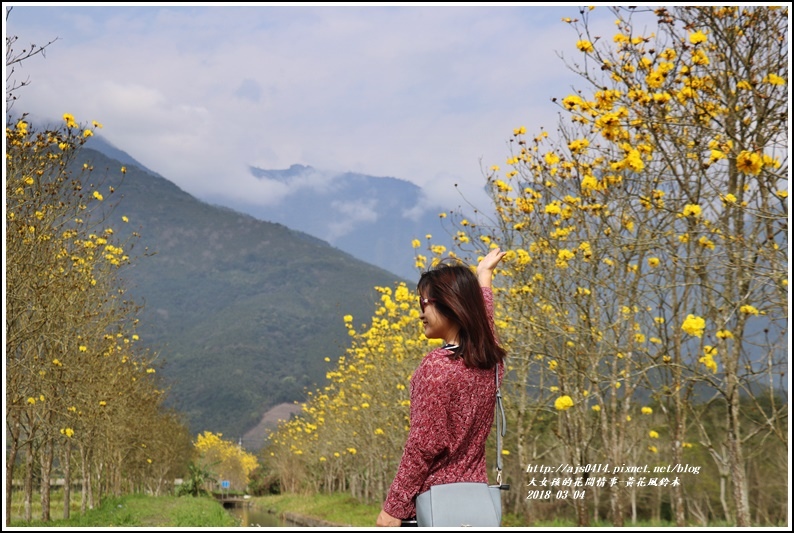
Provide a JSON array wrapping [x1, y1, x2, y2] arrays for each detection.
[[382, 355, 452, 519], [482, 286, 494, 318]]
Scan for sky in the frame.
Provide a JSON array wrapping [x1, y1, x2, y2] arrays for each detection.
[[4, 3, 623, 216]]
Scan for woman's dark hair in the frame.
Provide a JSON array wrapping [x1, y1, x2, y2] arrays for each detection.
[[417, 259, 506, 369]]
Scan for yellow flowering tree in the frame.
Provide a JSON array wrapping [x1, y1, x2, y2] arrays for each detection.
[[265, 282, 429, 501], [6, 23, 196, 524], [451, 6, 787, 527], [193, 431, 259, 492], [5, 113, 184, 522]]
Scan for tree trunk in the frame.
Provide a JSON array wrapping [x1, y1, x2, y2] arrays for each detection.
[[671, 442, 686, 525], [727, 386, 751, 526], [24, 435, 34, 522], [39, 435, 54, 521], [80, 444, 89, 514], [5, 411, 21, 527], [62, 444, 72, 520]]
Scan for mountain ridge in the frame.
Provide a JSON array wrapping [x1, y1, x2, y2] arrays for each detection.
[[71, 146, 408, 445]]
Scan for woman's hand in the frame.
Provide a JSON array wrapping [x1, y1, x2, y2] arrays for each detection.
[[476, 247, 507, 288], [376, 508, 402, 527]]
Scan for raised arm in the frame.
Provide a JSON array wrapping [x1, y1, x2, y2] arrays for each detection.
[[476, 247, 507, 289]]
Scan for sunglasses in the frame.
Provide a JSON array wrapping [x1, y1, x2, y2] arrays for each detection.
[[419, 297, 437, 312]]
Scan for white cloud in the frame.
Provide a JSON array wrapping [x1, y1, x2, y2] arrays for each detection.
[[5, 4, 620, 219], [327, 198, 379, 241]]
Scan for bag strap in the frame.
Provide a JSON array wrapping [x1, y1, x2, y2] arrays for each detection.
[[494, 362, 506, 485]]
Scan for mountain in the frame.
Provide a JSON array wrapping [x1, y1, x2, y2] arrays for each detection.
[[71, 147, 407, 446], [84, 135, 162, 177], [85, 136, 459, 282], [225, 164, 456, 282]]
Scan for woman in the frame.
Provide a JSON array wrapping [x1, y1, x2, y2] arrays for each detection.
[[376, 247, 507, 527]]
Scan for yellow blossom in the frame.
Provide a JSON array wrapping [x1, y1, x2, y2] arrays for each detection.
[[591, 404, 601, 412], [698, 236, 715, 250], [763, 73, 786, 85], [682, 204, 701, 217], [722, 193, 737, 204], [740, 305, 759, 315], [736, 151, 763, 175], [649, 430, 659, 438], [641, 406, 653, 415], [681, 314, 705, 337], [554, 395, 574, 411], [545, 203, 562, 215], [689, 30, 707, 44], [576, 40, 594, 53]]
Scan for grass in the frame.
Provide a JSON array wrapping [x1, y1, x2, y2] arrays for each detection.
[[8, 493, 238, 528], [252, 492, 383, 526], [11, 490, 769, 528], [251, 492, 608, 528], [251, 492, 733, 528]]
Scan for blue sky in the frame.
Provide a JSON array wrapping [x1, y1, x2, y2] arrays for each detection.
[[4, 3, 622, 215]]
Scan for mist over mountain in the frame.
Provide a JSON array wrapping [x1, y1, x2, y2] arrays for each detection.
[[86, 135, 460, 283], [224, 164, 455, 283]]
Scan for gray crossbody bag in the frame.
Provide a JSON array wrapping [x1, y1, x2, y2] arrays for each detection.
[[415, 363, 508, 527]]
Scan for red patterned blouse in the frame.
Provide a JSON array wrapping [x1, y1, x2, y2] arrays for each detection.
[[382, 286, 503, 520]]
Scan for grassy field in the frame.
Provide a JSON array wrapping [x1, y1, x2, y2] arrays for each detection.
[[250, 492, 580, 527], [9, 490, 755, 528], [252, 492, 383, 526], [250, 492, 714, 528], [7, 492, 237, 528]]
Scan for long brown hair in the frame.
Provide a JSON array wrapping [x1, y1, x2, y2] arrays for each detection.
[[417, 260, 506, 369]]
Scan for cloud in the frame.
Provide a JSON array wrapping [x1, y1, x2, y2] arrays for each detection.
[[6, 5, 620, 219], [327, 198, 379, 241], [234, 79, 263, 103]]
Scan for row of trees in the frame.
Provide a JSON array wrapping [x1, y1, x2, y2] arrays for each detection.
[[4, 111, 197, 524], [4, 20, 200, 524], [263, 6, 788, 527]]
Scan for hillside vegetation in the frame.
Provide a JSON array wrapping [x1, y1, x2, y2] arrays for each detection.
[[74, 148, 407, 442]]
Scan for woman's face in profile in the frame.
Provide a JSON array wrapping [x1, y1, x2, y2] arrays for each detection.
[[419, 294, 458, 344]]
